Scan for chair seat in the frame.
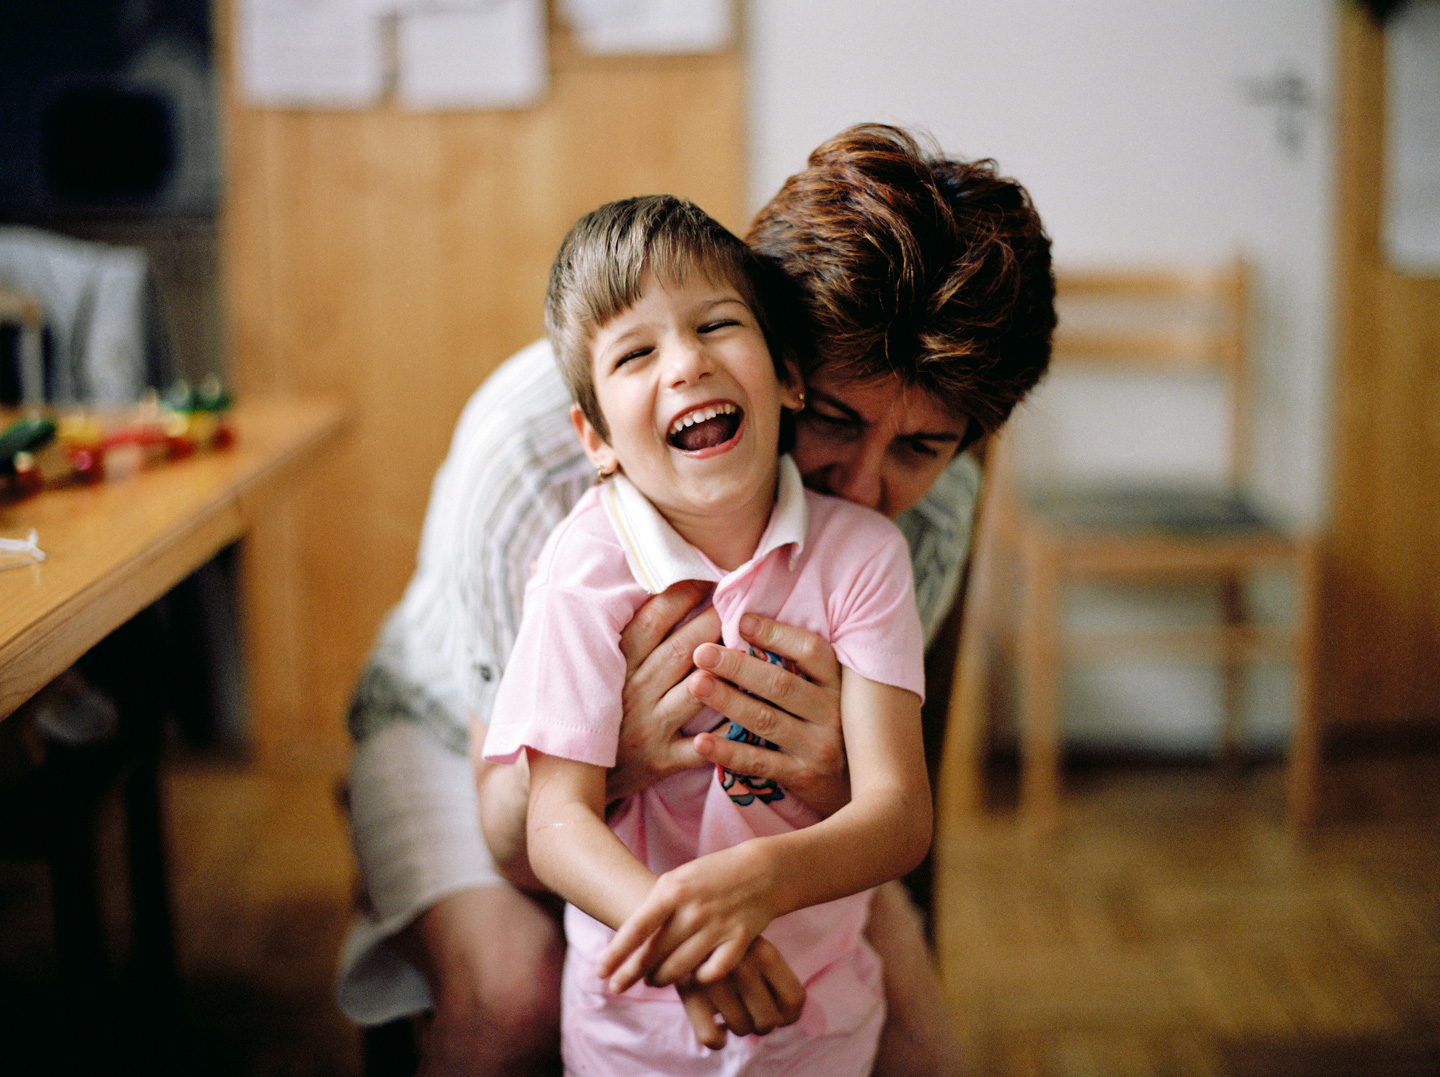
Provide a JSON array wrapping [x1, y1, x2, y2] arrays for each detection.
[[1021, 483, 1279, 537]]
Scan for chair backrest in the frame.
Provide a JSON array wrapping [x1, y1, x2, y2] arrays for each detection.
[[1042, 257, 1252, 488]]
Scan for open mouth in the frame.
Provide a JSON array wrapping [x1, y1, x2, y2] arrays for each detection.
[[666, 402, 743, 452]]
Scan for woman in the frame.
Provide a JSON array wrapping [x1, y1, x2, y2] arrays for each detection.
[[339, 123, 1055, 1076]]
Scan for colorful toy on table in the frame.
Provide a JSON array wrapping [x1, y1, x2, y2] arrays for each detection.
[[0, 377, 235, 499], [0, 415, 58, 497]]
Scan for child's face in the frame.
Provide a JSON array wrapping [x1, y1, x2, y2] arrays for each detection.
[[573, 270, 802, 528]]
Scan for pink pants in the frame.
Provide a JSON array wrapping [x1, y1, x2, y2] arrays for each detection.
[[559, 939, 886, 1077]]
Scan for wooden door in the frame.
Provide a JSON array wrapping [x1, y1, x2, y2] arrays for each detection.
[[1324, 4, 1440, 735]]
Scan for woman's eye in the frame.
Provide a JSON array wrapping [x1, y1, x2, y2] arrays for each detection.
[[801, 410, 860, 437], [699, 319, 739, 333], [901, 439, 940, 459]]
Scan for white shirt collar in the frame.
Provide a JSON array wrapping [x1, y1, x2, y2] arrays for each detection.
[[600, 454, 808, 594]]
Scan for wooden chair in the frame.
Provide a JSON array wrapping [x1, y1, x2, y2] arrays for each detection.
[[947, 258, 1322, 828]]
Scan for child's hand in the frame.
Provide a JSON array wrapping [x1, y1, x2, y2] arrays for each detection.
[[674, 937, 806, 1050], [598, 843, 778, 992]]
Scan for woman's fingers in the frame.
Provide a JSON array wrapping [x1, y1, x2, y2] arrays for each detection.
[[736, 612, 841, 688], [619, 580, 715, 674], [693, 935, 752, 985], [692, 644, 834, 728], [648, 923, 736, 987], [607, 594, 720, 802]]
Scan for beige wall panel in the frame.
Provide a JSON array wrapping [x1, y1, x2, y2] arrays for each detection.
[[221, 13, 745, 771]]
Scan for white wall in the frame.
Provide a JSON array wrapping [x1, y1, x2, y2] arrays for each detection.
[[745, 0, 1336, 753]]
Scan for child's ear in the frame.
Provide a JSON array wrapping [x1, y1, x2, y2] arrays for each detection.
[[779, 359, 806, 412], [571, 404, 619, 476]]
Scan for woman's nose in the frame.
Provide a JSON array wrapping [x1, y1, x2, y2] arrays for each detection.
[[829, 454, 884, 513]]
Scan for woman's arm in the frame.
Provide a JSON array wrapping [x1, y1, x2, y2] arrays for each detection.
[[475, 750, 546, 891], [598, 669, 932, 991]]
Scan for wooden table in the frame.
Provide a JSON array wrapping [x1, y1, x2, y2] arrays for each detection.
[[1, 397, 347, 721], [0, 397, 345, 1053]]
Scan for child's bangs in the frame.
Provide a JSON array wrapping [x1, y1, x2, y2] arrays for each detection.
[[644, 233, 747, 299]]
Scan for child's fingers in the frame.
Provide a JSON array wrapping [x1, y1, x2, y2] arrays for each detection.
[[729, 959, 782, 1035], [678, 984, 727, 1051], [649, 928, 728, 987], [603, 934, 664, 994], [748, 938, 806, 1025], [596, 899, 673, 980], [702, 979, 754, 1038], [693, 935, 752, 985]]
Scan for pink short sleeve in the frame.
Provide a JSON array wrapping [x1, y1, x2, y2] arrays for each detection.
[[481, 497, 646, 768], [821, 501, 927, 701]]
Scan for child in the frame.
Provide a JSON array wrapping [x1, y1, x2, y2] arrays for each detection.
[[480, 195, 932, 1075]]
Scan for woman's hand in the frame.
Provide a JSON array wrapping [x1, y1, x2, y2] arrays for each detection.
[[606, 580, 719, 803], [597, 842, 780, 993], [609, 591, 851, 818], [689, 612, 849, 817], [674, 937, 806, 1050]]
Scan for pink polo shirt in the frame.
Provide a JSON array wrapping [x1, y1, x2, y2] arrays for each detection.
[[483, 455, 925, 1070]]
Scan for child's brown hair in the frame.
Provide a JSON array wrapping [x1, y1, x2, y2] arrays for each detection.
[[545, 194, 793, 443]]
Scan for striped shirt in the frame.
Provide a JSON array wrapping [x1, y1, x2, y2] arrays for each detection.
[[348, 338, 980, 753]]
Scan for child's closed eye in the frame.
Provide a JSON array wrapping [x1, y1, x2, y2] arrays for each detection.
[[615, 346, 653, 368]]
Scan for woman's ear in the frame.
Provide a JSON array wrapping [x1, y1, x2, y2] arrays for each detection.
[[571, 404, 619, 476]]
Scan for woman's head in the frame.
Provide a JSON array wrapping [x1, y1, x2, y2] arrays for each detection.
[[546, 194, 792, 444], [747, 124, 1056, 516]]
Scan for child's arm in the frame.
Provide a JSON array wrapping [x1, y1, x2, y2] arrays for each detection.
[[598, 668, 931, 992], [525, 749, 807, 1047], [524, 749, 659, 924]]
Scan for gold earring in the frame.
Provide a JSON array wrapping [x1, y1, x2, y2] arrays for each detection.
[[596, 463, 617, 481], [793, 390, 806, 412]]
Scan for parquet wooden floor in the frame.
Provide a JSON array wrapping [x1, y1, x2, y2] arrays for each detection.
[[1, 747, 1436, 1075], [935, 752, 1440, 1077]]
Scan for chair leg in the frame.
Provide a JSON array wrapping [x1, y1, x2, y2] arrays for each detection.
[[942, 621, 992, 820], [1286, 537, 1324, 827], [1219, 573, 1247, 765], [1018, 530, 1063, 828], [939, 495, 1002, 823]]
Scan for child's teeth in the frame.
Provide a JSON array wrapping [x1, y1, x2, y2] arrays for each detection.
[[670, 403, 736, 436]]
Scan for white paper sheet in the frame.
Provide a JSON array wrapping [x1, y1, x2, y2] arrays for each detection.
[[1385, 2, 1440, 275], [560, 0, 732, 55], [395, 0, 548, 110], [238, 0, 388, 109]]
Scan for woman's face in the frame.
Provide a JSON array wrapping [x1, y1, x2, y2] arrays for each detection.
[[791, 369, 971, 519]]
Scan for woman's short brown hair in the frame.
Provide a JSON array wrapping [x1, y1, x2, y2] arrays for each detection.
[[747, 124, 1056, 441], [545, 194, 790, 443]]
